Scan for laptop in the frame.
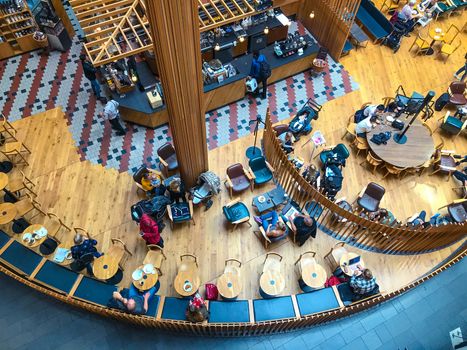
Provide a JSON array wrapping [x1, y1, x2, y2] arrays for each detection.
[[344, 255, 361, 274]]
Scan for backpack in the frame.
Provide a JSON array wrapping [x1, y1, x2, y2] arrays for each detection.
[[434, 93, 449, 111], [259, 60, 271, 79]]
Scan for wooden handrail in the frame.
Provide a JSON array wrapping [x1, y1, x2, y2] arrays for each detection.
[[262, 110, 466, 255]]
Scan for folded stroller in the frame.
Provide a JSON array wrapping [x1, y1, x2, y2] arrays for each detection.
[[320, 162, 343, 201], [288, 98, 322, 140], [189, 171, 221, 210]]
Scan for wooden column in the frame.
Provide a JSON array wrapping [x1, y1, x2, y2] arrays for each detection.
[[146, 0, 208, 187]]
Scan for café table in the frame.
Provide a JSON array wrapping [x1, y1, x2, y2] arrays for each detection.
[[340, 252, 365, 277], [426, 26, 446, 55], [259, 269, 285, 297], [301, 262, 327, 289], [132, 265, 159, 291], [217, 272, 242, 300], [21, 224, 48, 248], [0, 202, 17, 225], [93, 254, 121, 281], [252, 186, 287, 213], [366, 114, 434, 169], [174, 269, 201, 297]]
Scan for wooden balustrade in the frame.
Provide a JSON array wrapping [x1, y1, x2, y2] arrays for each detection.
[[262, 111, 466, 255]]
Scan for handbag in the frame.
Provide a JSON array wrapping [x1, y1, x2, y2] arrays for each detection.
[[391, 119, 404, 130], [204, 283, 219, 300]]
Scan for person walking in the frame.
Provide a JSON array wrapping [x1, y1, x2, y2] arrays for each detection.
[[249, 50, 271, 99], [80, 54, 105, 102], [99, 99, 127, 136]]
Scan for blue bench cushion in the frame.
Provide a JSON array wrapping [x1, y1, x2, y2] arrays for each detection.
[[34, 260, 79, 294], [161, 297, 190, 321], [357, 0, 392, 40], [343, 40, 354, 53], [208, 300, 250, 323], [0, 240, 42, 275], [73, 276, 118, 306], [253, 296, 295, 322], [0, 230, 10, 249], [296, 288, 340, 316], [146, 295, 160, 317]]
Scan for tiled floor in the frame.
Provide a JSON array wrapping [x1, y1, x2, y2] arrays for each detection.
[[0, 257, 465, 350]]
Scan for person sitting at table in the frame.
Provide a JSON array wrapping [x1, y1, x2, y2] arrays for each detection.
[[112, 283, 157, 315], [407, 210, 431, 228], [278, 131, 294, 154], [398, 0, 423, 36], [254, 211, 287, 238], [168, 178, 186, 204], [416, 0, 438, 27], [139, 213, 163, 247], [185, 293, 209, 323], [71, 234, 103, 260], [287, 212, 316, 246], [141, 169, 166, 196], [348, 266, 378, 296], [385, 101, 405, 116], [363, 104, 385, 119], [355, 115, 378, 138]]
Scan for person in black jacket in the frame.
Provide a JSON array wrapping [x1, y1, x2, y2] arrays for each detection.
[[80, 54, 105, 102]]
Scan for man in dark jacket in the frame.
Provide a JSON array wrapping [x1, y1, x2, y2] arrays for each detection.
[[249, 50, 270, 99], [80, 54, 104, 101]]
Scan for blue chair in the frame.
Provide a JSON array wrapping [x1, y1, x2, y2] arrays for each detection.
[[318, 143, 350, 166], [253, 296, 295, 322], [437, 111, 466, 137], [166, 195, 195, 229], [209, 300, 250, 323], [0, 240, 43, 276], [223, 198, 251, 230], [248, 156, 274, 186], [254, 215, 289, 249], [296, 287, 341, 316]]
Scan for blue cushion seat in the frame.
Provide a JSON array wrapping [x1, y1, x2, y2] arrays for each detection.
[[34, 260, 79, 294], [356, 0, 392, 40], [249, 156, 273, 185], [146, 295, 160, 317], [253, 296, 295, 322], [296, 287, 341, 316], [223, 202, 250, 223], [171, 203, 191, 222], [441, 116, 464, 134], [0, 230, 10, 249], [208, 300, 250, 323], [0, 240, 43, 275], [343, 40, 354, 54], [73, 276, 118, 306], [161, 297, 190, 320], [319, 144, 350, 165]]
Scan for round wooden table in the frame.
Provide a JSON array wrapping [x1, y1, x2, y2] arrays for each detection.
[[0, 202, 17, 224], [22, 224, 48, 248], [427, 27, 446, 55], [0, 172, 8, 191], [259, 270, 285, 297], [367, 117, 434, 168], [174, 270, 201, 297], [217, 272, 242, 299], [132, 265, 159, 291], [340, 252, 365, 277], [93, 254, 120, 281], [301, 263, 327, 289]]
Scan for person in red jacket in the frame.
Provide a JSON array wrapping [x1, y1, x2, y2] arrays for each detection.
[[139, 213, 163, 247]]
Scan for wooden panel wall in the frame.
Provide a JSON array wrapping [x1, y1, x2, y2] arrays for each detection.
[[298, 0, 361, 61]]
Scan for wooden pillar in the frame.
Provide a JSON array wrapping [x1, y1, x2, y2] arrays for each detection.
[[146, 0, 208, 187]]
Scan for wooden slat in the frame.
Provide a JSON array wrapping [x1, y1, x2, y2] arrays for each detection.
[[28, 258, 47, 279]]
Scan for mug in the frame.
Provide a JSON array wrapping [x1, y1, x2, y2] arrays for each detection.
[[66, 251, 72, 260]]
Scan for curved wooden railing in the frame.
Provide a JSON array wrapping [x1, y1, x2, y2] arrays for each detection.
[[0, 242, 465, 336], [262, 112, 466, 255]]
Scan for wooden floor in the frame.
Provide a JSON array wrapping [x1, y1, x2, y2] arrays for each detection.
[[4, 8, 466, 300]]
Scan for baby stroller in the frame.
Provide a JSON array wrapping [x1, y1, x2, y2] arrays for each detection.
[[189, 171, 221, 210], [288, 98, 322, 140], [320, 160, 343, 201], [382, 19, 405, 53]]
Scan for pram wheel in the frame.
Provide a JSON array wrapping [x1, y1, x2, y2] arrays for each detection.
[[204, 199, 213, 211]]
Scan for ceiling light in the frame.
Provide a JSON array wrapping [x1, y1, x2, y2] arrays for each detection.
[[214, 43, 220, 51], [309, 11, 315, 19], [264, 26, 269, 34]]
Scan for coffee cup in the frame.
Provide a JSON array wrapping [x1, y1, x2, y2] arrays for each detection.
[[66, 251, 72, 260]]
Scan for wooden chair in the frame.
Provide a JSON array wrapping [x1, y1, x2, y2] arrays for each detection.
[[7, 170, 36, 198], [224, 258, 242, 276], [434, 111, 466, 138], [14, 193, 44, 221], [166, 193, 195, 228], [179, 253, 198, 270], [421, 121, 434, 136], [443, 24, 460, 44], [430, 150, 457, 181], [382, 164, 406, 179], [224, 163, 254, 198], [381, 96, 395, 108], [409, 33, 431, 55], [263, 252, 283, 273], [253, 215, 288, 249], [294, 251, 317, 276], [73, 227, 93, 241], [44, 212, 72, 237], [341, 114, 357, 141], [109, 238, 133, 271], [380, 0, 400, 12], [0, 113, 17, 144], [1, 141, 31, 167], [360, 102, 372, 110], [144, 244, 167, 275], [438, 38, 461, 62], [351, 137, 369, 157], [133, 166, 163, 196], [324, 242, 348, 272], [434, 136, 445, 152], [360, 151, 383, 174]]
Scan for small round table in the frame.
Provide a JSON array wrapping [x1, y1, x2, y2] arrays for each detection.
[[132, 265, 159, 291], [301, 263, 327, 289], [217, 272, 242, 300], [93, 255, 120, 281], [0, 202, 17, 225], [259, 270, 285, 297], [174, 270, 201, 297], [340, 253, 365, 277], [367, 117, 434, 168], [427, 27, 445, 55], [21, 224, 48, 248]]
